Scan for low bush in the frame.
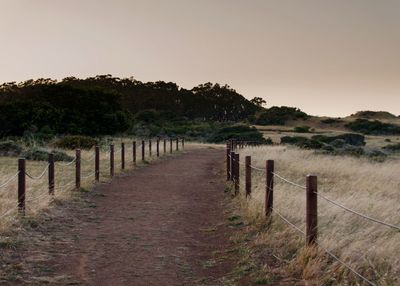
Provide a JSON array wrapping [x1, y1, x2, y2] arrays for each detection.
[[320, 118, 343, 124], [280, 136, 323, 149], [0, 141, 23, 157], [345, 119, 400, 135], [311, 133, 365, 146], [382, 143, 400, 152], [253, 106, 309, 125], [54, 136, 98, 150], [22, 147, 73, 162], [294, 126, 311, 133], [208, 125, 269, 143]]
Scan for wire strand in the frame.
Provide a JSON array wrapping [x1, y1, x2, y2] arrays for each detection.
[[272, 172, 306, 189], [316, 192, 400, 231], [25, 164, 50, 180], [0, 171, 20, 188], [56, 157, 76, 166], [316, 242, 376, 286]]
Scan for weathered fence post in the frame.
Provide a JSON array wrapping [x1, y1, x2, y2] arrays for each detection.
[[230, 151, 235, 181], [265, 160, 274, 216], [226, 145, 231, 181], [76, 149, 81, 189], [18, 158, 26, 214], [176, 138, 179, 151], [306, 175, 318, 246], [95, 146, 100, 182], [149, 139, 152, 157], [133, 141, 136, 165], [170, 138, 173, 153], [234, 153, 240, 192], [245, 156, 251, 197], [49, 153, 55, 194], [156, 139, 160, 157], [110, 145, 114, 177], [182, 137, 184, 149], [163, 138, 166, 154], [121, 143, 125, 170], [141, 140, 145, 161]]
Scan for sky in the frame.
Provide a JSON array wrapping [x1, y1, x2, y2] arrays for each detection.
[[1, 0, 399, 117]]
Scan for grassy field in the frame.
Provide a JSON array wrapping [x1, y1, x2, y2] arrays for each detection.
[[0, 138, 192, 233], [233, 144, 400, 285]]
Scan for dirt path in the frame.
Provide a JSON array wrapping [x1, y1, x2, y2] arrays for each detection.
[[6, 148, 239, 285]]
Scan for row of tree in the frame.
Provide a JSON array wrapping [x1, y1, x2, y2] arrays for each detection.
[[0, 75, 262, 136]]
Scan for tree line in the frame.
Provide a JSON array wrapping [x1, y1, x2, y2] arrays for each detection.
[[0, 75, 262, 137]]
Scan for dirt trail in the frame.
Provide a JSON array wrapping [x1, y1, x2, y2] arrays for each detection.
[[16, 148, 237, 285]]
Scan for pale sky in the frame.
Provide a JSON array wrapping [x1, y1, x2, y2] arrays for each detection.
[[1, 0, 399, 117]]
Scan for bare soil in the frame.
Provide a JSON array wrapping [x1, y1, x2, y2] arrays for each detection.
[[0, 148, 242, 285]]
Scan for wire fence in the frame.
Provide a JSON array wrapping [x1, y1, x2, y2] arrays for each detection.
[[0, 137, 184, 225], [226, 139, 398, 285]]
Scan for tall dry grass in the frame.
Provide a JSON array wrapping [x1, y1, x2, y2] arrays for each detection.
[[236, 145, 400, 285], [0, 138, 187, 232]]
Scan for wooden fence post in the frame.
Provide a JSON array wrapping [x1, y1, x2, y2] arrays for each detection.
[[230, 151, 235, 181], [182, 137, 184, 149], [163, 138, 166, 154], [121, 143, 125, 170], [226, 146, 231, 181], [245, 156, 251, 197], [49, 153, 55, 195], [170, 138, 173, 153], [18, 158, 26, 214], [176, 138, 179, 151], [157, 139, 160, 157], [133, 141, 136, 166], [95, 146, 100, 182], [141, 140, 145, 161], [234, 153, 240, 193], [76, 149, 81, 189], [306, 175, 318, 246], [110, 145, 114, 177], [149, 139, 152, 157], [265, 160, 274, 216]]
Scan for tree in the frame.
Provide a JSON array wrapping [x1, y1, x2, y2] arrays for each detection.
[[250, 97, 266, 107]]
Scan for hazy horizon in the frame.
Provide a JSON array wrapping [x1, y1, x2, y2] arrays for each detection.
[[1, 0, 399, 117]]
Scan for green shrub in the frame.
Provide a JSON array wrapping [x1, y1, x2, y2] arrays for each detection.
[[294, 126, 311, 133], [0, 141, 23, 156], [208, 125, 269, 143], [320, 118, 343, 124], [382, 143, 400, 152], [311, 133, 365, 146], [54, 136, 98, 150], [280, 136, 322, 149], [22, 147, 73, 162], [345, 119, 400, 135], [253, 106, 309, 125]]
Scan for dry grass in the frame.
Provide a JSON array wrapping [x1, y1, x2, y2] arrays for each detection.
[[0, 138, 196, 233], [235, 145, 400, 285]]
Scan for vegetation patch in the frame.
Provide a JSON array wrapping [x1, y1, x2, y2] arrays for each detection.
[[345, 119, 400, 135], [252, 106, 309, 125], [293, 126, 311, 133], [0, 141, 23, 157], [22, 147, 73, 162], [209, 125, 270, 143], [54, 135, 98, 150]]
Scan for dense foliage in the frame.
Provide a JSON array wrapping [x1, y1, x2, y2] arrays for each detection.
[[345, 119, 400, 135], [0, 76, 261, 137], [252, 106, 308, 125]]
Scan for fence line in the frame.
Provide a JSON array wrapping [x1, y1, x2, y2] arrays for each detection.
[[225, 138, 395, 285], [0, 137, 184, 220]]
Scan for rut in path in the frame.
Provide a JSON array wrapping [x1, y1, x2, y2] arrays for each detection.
[[32, 148, 236, 285]]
